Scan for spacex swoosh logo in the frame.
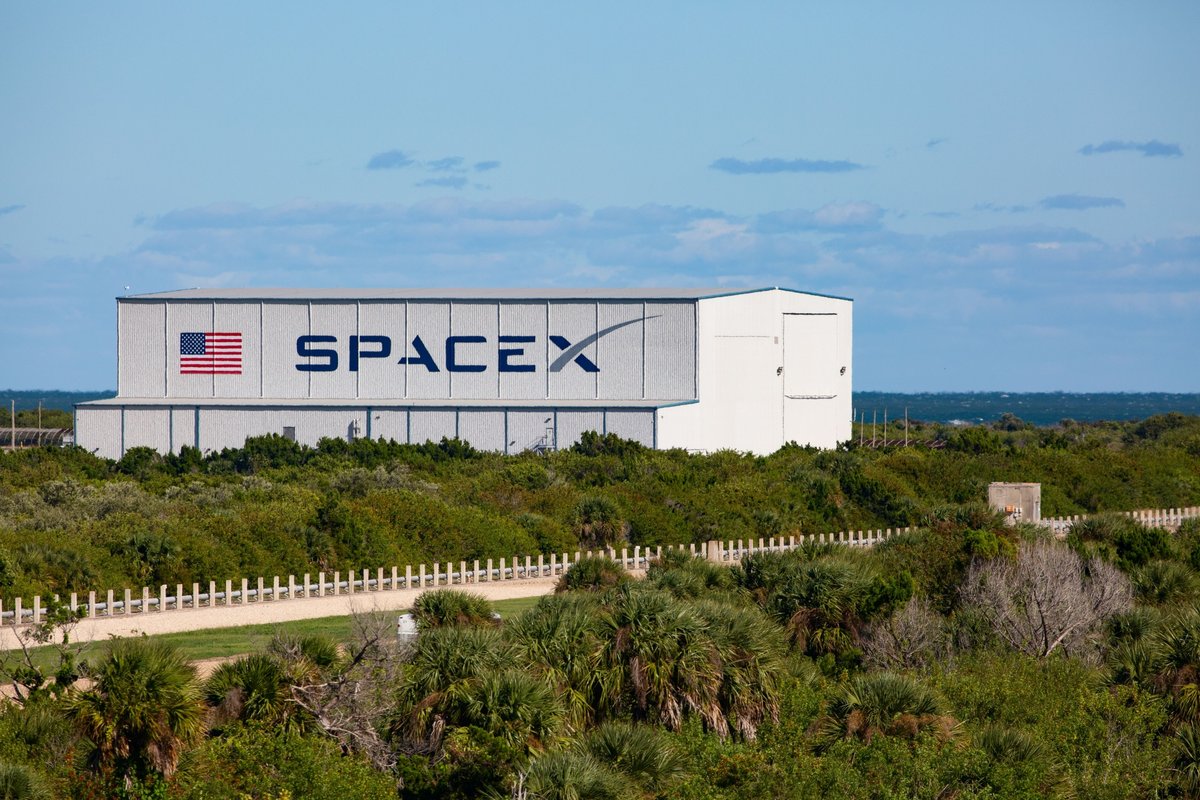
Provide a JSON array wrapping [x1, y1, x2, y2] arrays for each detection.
[[548, 316, 660, 372]]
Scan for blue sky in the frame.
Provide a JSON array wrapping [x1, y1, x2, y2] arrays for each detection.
[[1, 2, 1197, 391]]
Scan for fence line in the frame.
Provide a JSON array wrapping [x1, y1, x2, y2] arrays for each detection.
[[1041, 505, 1200, 537], [0, 527, 916, 628], [3, 506, 1196, 628]]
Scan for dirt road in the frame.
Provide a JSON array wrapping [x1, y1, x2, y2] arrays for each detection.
[[0, 577, 563, 651]]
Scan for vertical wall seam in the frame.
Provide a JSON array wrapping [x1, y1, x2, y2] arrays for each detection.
[[162, 302, 168, 397], [116, 300, 122, 396], [641, 301, 647, 400], [259, 301, 264, 399]]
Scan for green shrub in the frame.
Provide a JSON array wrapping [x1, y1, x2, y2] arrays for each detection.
[[556, 555, 629, 594], [413, 589, 497, 629], [175, 727, 395, 799], [1067, 513, 1172, 570]]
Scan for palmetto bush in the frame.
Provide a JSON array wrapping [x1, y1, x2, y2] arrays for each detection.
[[556, 555, 629, 594], [505, 593, 609, 730], [505, 582, 786, 741], [690, 599, 788, 740], [0, 762, 48, 800], [517, 750, 631, 800], [1133, 560, 1197, 606], [1175, 724, 1200, 798], [412, 588, 497, 629], [813, 673, 955, 748], [599, 584, 723, 733], [463, 669, 564, 749], [68, 639, 205, 781], [395, 626, 516, 749], [735, 549, 912, 661], [977, 724, 1044, 764], [1108, 608, 1200, 725], [1105, 607, 1162, 647], [204, 653, 304, 732], [575, 722, 688, 794], [647, 550, 739, 601]]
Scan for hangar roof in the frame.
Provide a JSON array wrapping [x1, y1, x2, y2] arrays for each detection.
[[122, 286, 851, 302]]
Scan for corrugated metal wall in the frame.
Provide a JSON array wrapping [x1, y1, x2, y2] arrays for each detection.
[[118, 298, 697, 402], [74, 407, 122, 458]]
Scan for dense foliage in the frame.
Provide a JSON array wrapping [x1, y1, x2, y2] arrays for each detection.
[[0, 413, 1197, 602], [0, 416, 1196, 797]]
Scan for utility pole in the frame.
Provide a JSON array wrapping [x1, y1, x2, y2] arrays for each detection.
[[872, 410, 877, 448], [904, 407, 909, 447], [883, 408, 888, 446], [9, 400, 14, 451]]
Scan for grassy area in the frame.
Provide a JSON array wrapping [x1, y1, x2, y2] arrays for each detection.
[[2, 595, 547, 674]]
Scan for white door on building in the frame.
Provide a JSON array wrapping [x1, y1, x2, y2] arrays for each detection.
[[783, 313, 839, 398], [782, 313, 840, 446]]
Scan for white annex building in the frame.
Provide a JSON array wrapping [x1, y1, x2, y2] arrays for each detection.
[[75, 287, 852, 459]]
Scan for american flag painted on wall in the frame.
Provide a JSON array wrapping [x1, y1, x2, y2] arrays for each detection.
[[180, 331, 243, 374]]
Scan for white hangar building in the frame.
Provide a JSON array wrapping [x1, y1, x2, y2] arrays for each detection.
[[75, 287, 852, 459]]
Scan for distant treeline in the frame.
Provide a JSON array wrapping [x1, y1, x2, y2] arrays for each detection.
[[856, 390, 1200, 425], [0, 390, 104, 430]]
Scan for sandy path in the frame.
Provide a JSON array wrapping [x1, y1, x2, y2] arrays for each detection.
[[0, 576, 565, 651]]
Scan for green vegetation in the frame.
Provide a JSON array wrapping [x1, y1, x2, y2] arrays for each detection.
[[0, 416, 1195, 797], [0, 412, 1197, 604]]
